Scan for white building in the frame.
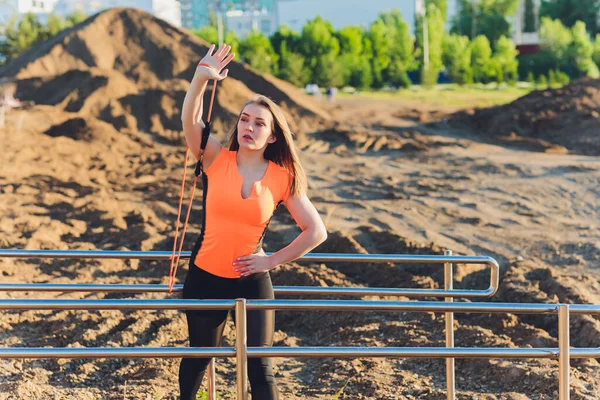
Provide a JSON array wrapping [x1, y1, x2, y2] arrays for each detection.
[[0, 0, 59, 30], [511, 0, 541, 46], [225, 8, 276, 37]]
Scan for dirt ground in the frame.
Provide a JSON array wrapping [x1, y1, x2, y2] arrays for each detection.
[[1, 94, 599, 399], [0, 7, 599, 400]]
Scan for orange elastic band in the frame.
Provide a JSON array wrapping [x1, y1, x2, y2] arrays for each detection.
[[169, 77, 219, 293]]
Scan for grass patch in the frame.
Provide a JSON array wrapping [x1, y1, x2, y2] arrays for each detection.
[[339, 83, 534, 108]]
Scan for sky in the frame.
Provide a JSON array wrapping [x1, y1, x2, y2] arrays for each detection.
[[277, 0, 458, 33]]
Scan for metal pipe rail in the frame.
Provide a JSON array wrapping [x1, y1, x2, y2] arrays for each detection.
[[0, 347, 561, 359], [0, 249, 500, 298], [0, 298, 596, 400], [0, 249, 499, 399], [0, 298, 561, 313]]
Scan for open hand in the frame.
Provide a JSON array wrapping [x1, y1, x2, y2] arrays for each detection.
[[233, 249, 275, 276], [196, 43, 235, 81]]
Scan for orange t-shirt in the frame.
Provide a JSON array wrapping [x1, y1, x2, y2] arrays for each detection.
[[192, 147, 292, 278]]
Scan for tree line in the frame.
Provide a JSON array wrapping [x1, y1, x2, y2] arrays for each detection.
[[0, 11, 87, 62], [194, 0, 600, 89], [3, 1, 600, 90]]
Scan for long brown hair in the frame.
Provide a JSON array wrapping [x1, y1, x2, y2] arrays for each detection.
[[227, 95, 307, 197]]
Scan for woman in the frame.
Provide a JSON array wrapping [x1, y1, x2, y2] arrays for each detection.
[[179, 43, 328, 400]]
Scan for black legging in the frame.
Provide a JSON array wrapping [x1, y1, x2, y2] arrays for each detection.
[[179, 264, 279, 400]]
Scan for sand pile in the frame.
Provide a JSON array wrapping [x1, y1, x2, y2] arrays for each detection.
[[452, 79, 600, 155], [0, 7, 328, 144], [2, 93, 600, 399]]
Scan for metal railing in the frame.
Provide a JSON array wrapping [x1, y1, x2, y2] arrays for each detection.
[[0, 249, 498, 399], [0, 249, 499, 298], [2, 248, 580, 400], [0, 297, 598, 400]]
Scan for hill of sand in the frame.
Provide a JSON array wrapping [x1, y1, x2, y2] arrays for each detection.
[[1, 8, 599, 400], [451, 79, 600, 155], [0, 7, 328, 144]]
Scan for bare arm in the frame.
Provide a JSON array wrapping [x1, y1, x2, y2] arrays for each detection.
[[181, 73, 210, 160], [268, 194, 328, 268], [180, 44, 235, 167]]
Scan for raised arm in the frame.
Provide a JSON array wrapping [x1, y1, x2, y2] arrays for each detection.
[[181, 43, 235, 167]]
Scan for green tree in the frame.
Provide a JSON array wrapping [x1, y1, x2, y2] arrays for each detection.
[[0, 11, 88, 63], [349, 35, 374, 90], [271, 26, 306, 86], [336, 25, 366, 86], [534, 16, 573, 77], [548, 69, 557, 86], [556, 69, 570, 85], [193, 27, 239, 54], [194, 26, 218, 46], [349, 57, 373, 90], [224, 31, 240, 55], [540, 0, 600, 36], [239, 30, 278, 75], [1, 13, 46, 62], [65, 10, 87, 26], [442, 34, 473, 84], [367, 19, 390, 88], [298, 17, 341, 87], [416, 3, 445, 85], [277, 42, 309, 86], [426, 0, 448, 20], [526, 71, 535, 86], [569, 21, 600, 78], [537, 73, 548, 88], [378, 9, 415, 88], [45, 14, 66, 38], [540, 17, 572, 63], [493, 35, 519, 83], [271, 25, 300, 54], [520, 17, 589, 80], [451, 0, 519, 46], [470, 35, 494, 82], [593, 33, 600, 67], [524, 0, 537, 33]]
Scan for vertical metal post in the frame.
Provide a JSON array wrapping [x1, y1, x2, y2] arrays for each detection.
[[236, 298, 248, 400], [558, 304, 570, 400], [208, 359, 216, 400], [444, 249, 456, 400]]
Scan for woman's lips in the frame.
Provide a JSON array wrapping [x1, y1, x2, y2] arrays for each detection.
[[242, 134, 253, 141]]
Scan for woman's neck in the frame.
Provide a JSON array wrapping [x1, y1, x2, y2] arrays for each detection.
[[236, 147, 268, 170]]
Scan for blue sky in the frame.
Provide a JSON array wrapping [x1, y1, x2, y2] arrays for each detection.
[[277, 0, 458, 33]]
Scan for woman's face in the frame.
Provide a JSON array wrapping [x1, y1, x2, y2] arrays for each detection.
[[237, 103, 275, 151]]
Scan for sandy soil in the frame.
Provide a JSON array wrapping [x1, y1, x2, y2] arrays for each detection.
[[0, 7, 599, 400], [1, 95, 599, 399]]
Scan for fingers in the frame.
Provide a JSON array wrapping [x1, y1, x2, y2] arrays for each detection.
[[205, 44, 215, 57], [217, 69, 229, 81], [236, 267, 254, 276], [233, 258, 251, 266], [234, 264, 253, 276], [214, 44, 228, 60], [216, 45, 232, 62], [220, 53, 235, 68]]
